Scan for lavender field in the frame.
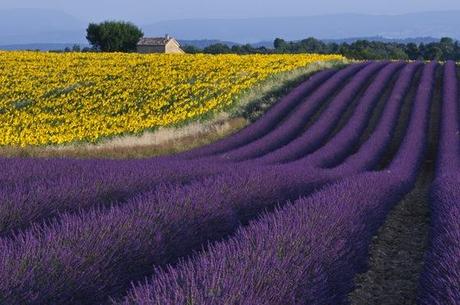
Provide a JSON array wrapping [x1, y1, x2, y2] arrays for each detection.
[[1, 60, 460, 305]]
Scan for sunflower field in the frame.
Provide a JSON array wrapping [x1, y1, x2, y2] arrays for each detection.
[[0, 51, 343, 146]]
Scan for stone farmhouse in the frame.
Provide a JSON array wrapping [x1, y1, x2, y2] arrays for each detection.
[[137, 35, 185, 54]]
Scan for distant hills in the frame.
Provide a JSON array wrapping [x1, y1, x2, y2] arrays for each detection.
[[0, 9, 86, 45], [143, 11, 460, 42], [179, 39, 241, 49], [0, 43, 90, 51], [322, 36, 441, 45], [0, 9, 459, 50]]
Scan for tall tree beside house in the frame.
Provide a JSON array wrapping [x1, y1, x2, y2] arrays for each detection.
[[86, 21, 143, 52]]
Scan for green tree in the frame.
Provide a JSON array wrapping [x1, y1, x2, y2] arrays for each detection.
[[182, 45, 201, 54], [405, 43, 420, 60], [274, 38, 287, 51], [86, 21, 143, 52], [298, 37, 328, 53], [203, 43, 232, 54], [439, 37, 455, 59], [422, 43, 443, 60]]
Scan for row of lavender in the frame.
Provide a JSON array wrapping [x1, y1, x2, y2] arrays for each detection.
[[0, 61, 408, 237], [0, 63, 363, 236], [0, 60, 454, 305], [118, 62, 436, 304], [418, 61, 460, 304], [0, 61, 400, 304]]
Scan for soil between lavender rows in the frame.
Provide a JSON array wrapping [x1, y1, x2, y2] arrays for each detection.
[[348, 63, 443, 305]]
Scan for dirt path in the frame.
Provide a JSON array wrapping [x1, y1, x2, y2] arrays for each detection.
[[348, 64, 442, 305], [348, 166, 431, 305]]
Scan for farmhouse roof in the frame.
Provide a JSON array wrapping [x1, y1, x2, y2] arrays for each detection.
[[137, 36, 180, 46]]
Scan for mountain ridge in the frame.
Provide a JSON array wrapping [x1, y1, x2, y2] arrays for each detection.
[[143, 11, 460, 42], [0, 9, 459, 45]]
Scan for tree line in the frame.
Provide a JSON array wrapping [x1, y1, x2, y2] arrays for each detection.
[[185, 37, 460, 61], [53, 21, 460, 61]]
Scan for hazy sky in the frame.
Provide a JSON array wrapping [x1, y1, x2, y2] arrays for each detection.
[[2, 0, 460, 23]]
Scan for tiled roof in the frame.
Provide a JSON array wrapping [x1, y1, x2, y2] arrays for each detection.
[[137, 37, 173, 46]]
